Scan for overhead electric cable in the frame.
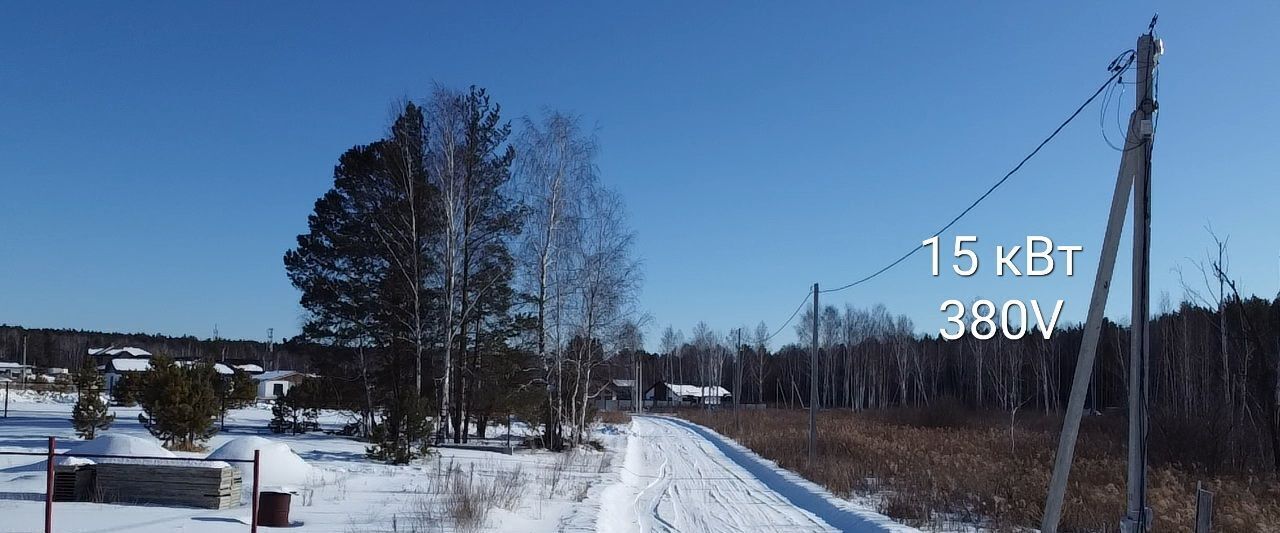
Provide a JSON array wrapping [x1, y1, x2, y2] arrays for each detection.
[[819, 52, 1137, 295], [761, 291, 812, 343]]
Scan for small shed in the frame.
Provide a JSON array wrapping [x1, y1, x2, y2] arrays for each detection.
[[254, 370, 306, 400]]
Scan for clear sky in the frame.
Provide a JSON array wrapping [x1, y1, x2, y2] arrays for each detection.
[[2, 2, 1277, 348]]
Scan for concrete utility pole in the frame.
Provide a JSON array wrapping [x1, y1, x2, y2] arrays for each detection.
[[1041, 27, 1160, 533], [737, 326, 747, 430], [1124, 31, 1158, 533], [635, 346, 643, 414], [21, 334, 27, 385], [809, 283, 819, 463], [737, 328, 747, 412]]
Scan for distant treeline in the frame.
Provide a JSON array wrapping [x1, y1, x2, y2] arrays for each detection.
[[640, 293, 1280, 473], [0, 325, 310, 371]]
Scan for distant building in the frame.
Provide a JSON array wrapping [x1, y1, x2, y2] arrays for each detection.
[[643, 382, 732, 406], [0, 361, 33, 380], [600, 379, 636, 402], [88, 347, 152, 361], [231, 363, 264, 375], [103, 358, 150, 391], [103, 358, 233, 391], [253, 370, 307, 400]]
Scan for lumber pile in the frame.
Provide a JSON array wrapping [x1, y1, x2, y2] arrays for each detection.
[[91, 463, 242, 509], [52, 465, 92, 502]]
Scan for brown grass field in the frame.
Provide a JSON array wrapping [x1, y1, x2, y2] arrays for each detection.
[[680, 406, 1280, 532], [596, 410, 633, 425]]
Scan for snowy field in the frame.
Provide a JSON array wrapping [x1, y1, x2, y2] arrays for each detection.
[[0, 391, 914, 533], [0, 390, 621, 533]]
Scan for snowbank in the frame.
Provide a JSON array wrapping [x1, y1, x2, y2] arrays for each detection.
[[207, 436, 312, 490], [61, 434, 228, 468], [64, 434, 174, 461], [2, 388, 78, 404], [0, 435, 226, 472]]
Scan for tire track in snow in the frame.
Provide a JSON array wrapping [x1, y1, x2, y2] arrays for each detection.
[[598, 415, 915, 533]]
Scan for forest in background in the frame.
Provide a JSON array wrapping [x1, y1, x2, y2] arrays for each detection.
[[642, 273, 1280, 475], [0, 325, 305, 371]]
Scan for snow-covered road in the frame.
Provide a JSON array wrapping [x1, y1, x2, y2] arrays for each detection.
[[597, 415, 914, 533]]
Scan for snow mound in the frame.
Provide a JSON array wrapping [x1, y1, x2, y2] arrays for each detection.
[[60, 434, 227, 468], [207, 436, 312, 489], [65, 434, 175, 461]]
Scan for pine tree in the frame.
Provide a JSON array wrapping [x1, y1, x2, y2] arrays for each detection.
[[367, 394, 432, 464], [226, 369, 258, 408], [286, 103, 442, 459], [137, 356, 220, 450], [71, 358, 114, 439], [269, 397, 292, 433], [111, 371, 142, 406]]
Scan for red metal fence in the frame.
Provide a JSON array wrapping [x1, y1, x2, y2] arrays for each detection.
[[0, 437, 262, 533]]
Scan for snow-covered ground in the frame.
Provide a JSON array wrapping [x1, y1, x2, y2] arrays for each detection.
[[594, 415, 916, 533], [0, 396, 621, 533], [0, 393, 918, 533]]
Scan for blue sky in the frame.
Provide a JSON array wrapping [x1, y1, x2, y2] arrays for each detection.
[[2, 2, 1277, 347]]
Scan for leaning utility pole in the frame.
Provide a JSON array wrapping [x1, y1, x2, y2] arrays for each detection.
[[809, 283, 819, 463], [1041, 24, 1160, 533]]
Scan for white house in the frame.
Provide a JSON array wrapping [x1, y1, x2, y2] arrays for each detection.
[[0, 362, 33, 381], [253, 370, 306, 400], [103, 358, 150, 392], [643, 382, 732, 406]]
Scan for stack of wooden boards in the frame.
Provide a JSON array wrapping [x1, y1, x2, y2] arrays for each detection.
[[53, 461, 243, 509]]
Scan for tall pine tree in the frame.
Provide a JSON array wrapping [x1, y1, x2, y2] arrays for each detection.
[[286, 103, 441, 461]]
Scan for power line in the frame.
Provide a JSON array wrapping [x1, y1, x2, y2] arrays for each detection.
[[819, 52, 1136, 295], [761, 291, 811, 343]]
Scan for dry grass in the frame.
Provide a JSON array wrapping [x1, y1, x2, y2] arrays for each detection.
[[682, 406, 1280, 532], [596, 410, 632, 425], [403, 459, 528, 533], [541, 448, 609, 500]]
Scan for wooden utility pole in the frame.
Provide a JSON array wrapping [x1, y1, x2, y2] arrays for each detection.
[[1041, 25, 1160, 533], [809, 283, 819, 463]]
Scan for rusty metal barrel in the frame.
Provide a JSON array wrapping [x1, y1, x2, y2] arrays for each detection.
[[257, 491, 291, 527]]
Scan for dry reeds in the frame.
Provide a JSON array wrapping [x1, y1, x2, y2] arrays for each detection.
[[682, 406, 1280, 532]]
